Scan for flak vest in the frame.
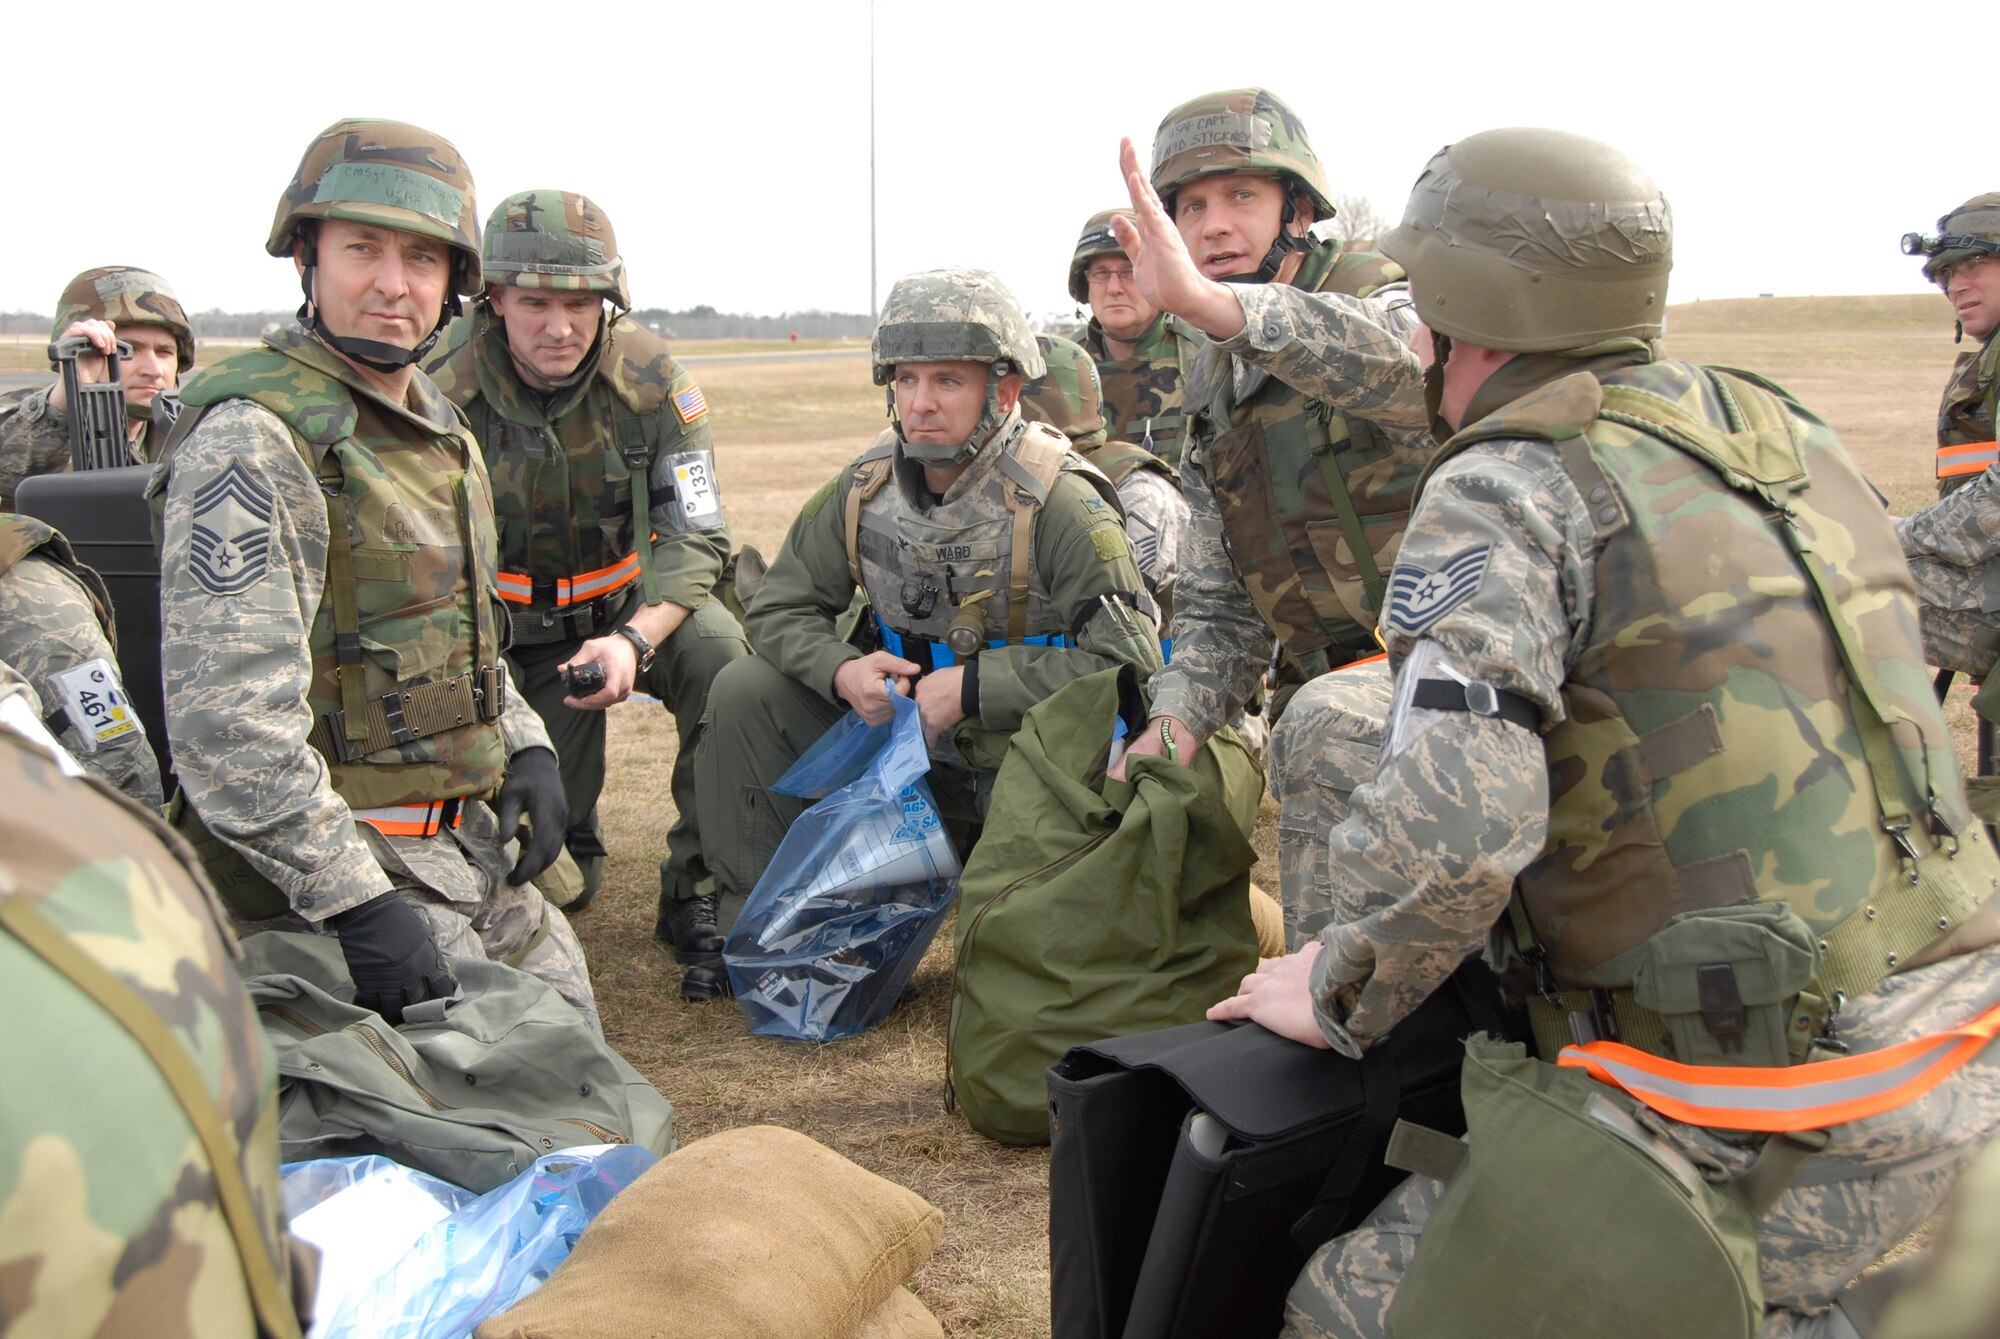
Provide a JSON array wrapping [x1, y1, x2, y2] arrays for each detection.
[[1077, 437, 1176, 492], [1440, 363, 1995, 1075], [165, 331, 509, 818], [0, 513, 116, 643], [1934, 332, 2000, 496], [1088, 313, 1197, 468], [1187, 245, 1426, 670], [843, 420, 1120, 669], [451, 313, 675, 638]]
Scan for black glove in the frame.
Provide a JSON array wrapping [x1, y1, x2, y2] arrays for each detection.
[[493, 746, 566, 886], [330, 894, 455, 1025]]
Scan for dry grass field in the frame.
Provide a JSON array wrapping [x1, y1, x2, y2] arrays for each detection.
[[568, 293, 1963, 1336]]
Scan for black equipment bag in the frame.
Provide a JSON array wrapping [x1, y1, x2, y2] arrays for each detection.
[[16, 465, 168, 791], [1046, 956, 1521, 1339]]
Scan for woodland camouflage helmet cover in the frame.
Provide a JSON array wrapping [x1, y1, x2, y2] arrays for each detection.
[[1906, 193, 2000, 285], [1380, 126, 1672, 353], [51, 267, 195, 372], [1068, 209, 1133, 303], [1022, 333, 1106, 442], [265, 118, 483, 293], [483, 190, 631, 309], [1149, 87, 1335, 218], [869, 268, 1046, 384]]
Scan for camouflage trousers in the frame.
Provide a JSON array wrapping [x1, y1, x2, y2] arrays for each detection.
[[1284, 942, 2000, 1339], [1904, 551, 2000, 680], [1269, 658, 1392, 949], [230, 799, 602, 1038]]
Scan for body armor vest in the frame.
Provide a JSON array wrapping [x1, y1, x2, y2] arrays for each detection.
[[1087, 312, 1196, 467], [1188, 245, 1429, 666], [1449, 363, 1988, 1013], [846, 419, 1117, 663], [1934, 333, 2000, 497], [169, 330, 507, 812], [1078, 437, 1175, 490], [0, 513, 116, 641]]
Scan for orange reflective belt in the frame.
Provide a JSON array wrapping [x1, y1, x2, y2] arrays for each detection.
[[351, 800, 463, 838], [1557, 999, 2000, 1133], [1936, 441, 1998, 479], [495, 550, 642, 607]]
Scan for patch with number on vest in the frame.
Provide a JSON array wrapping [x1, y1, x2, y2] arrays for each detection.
[[188, 459, 276, 596], [1384, 545, 1490, 636]]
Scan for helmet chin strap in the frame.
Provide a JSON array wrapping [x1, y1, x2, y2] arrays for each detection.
[[1219, 187, 1321, 286], [296, 233, 461, 374]]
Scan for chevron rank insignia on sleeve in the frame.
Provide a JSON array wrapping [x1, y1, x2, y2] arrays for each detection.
[[188, 460, 276, 596], [1384, 544, 1491, 636]]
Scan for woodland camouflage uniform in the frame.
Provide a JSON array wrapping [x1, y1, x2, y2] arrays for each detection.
[[426, 188, 747, 993], [0, 512, 163, 808], [1139, 87, 1431, 946], [1071, 208, 1201, 466], [0, 667, 313, 1339], [1278, 127, 2000, 1339], [0, 266, 195, 509]]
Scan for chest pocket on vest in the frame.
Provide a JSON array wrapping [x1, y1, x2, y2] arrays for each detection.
[[342, 486, 471, 685]]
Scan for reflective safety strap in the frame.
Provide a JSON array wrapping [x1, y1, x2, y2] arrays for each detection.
[[349, 798, 463, 838], [494, 549, 641, 607], [1557, 998, 2000, 1132], [1936, 440, 1998, 479], [0, 896, 305, 1339]]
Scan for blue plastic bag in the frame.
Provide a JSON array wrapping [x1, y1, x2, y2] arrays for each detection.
[[724, 691, 960, 1040], [282, 1143, 655, 1338]]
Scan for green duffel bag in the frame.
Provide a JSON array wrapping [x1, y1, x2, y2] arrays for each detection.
[[239, 931, 675, 1192], [947, 668, 1263, 1146]]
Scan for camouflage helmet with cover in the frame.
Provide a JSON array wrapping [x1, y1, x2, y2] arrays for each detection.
[[1380, 126, 1672, 354], [1903, 193, 2000, 286], [1149, 88, 1335, 284], [870, 268, 1045, 465], [51, 267, 195, 374], [266, 118, 481, 371], [1022, 333, 1106, 445], [1068, 209, 1133, 303], [482, 190, 631, 310]]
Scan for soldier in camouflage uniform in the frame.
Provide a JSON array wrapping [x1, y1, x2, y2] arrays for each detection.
[[426, 189, 748, 1000], [1193, 127, 2000, 1339], [1103, 89, 1429, 949], [0, 667, 313, 1339], [149, 119, 600, 1036], [0, 267, 195, 510], [1898, 196, 2000, 680], [1070, 208, 1200, 466], [696, 270, 1162, 930], [0, 511, 163, 808]]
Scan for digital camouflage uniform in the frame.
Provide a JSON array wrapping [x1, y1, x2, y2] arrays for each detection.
[[1070, 209, 1200, 467], [1283, 128, 2000, 1339], [426, 189, 747, 926], [0, 672, 312, 1339], [1141, 88, 1430, 948], [696, 270, 1162, 929], [0, 267, 194, 509], [0, 512, 164, 808]]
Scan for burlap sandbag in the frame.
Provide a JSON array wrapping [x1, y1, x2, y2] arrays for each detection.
[[475, 1125, 944, 1339], [854, 1286, 945, 1339], [1248, 882, 1286, 959]]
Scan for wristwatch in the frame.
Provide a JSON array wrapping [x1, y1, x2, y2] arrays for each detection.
[[613, 624, 656, 672]]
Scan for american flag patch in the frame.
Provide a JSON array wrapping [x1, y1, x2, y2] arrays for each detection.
[[674, 384, 709, 423], [1384, 545, 1492, 636]]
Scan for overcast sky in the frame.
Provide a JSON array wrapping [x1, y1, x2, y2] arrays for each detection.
[[3, 0, 1971, 325]]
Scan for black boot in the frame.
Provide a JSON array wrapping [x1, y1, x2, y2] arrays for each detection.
[[658, 889, 729, 1002]]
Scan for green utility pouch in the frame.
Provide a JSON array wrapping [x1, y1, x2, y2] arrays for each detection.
[[1382, 1036, 1762, 1339], [169, 790, 293, 921], [1606, 902, 1821, 1068]]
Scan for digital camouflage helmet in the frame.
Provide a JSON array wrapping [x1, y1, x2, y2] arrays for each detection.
[[266, 118, 482, 372], [482, 190, 631, 310], [1904, 194, 2000, 286], [1150, 87, 1334, 283], [1022, 333, 1106, 445], [1068, 209, 1133, 304], [1380, 126, 1672, 354], [871, 268, 1045, 465], [51, 267, 195, 373]]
